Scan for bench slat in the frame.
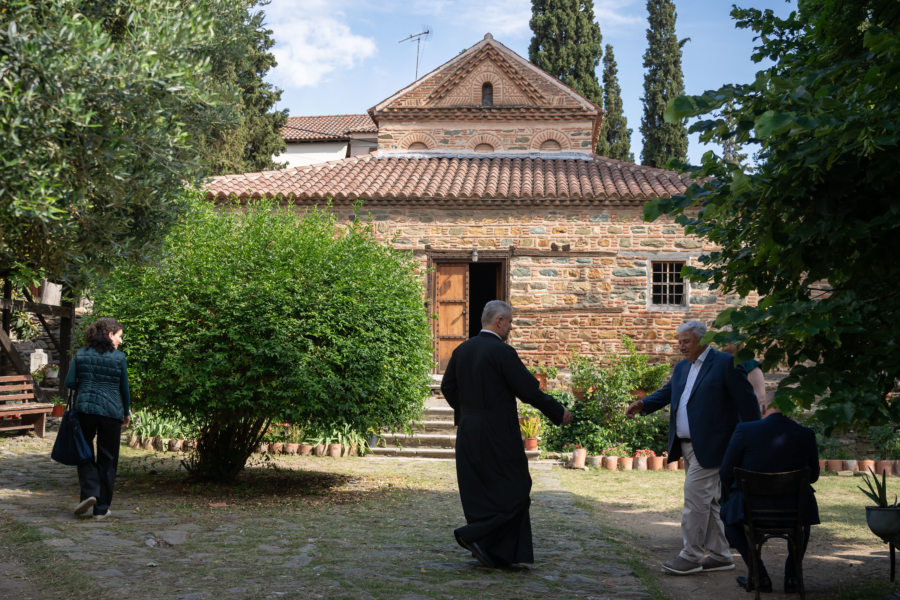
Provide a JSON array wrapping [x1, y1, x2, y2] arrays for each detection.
[[0, 393, 37, 402], [0, 375, 33, 382], [0, 383, 35, 392], [0, 424, 40, 432]]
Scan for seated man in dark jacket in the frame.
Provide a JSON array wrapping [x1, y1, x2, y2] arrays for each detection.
[[719, 392, 820, 594]]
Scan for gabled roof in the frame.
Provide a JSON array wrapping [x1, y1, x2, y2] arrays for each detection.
[[205, 152, 689, 207], [282, 114, 376, 142], [369, 34, 601, 125]]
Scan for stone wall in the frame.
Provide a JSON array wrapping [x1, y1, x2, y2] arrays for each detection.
[[376, 122, 595, 152], [343, 204, 754, 368]]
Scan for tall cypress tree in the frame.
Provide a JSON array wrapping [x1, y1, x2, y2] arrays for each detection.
[[640, 0, 688, 167], [528, 0, 603, 107], [596, 44, 633, 162]]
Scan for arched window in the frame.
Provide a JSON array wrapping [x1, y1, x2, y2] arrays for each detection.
[[408, 142, 428, 150], [540, 139, 561, 151], [474, 143, 494, 153], [481, 82, 493, 107]]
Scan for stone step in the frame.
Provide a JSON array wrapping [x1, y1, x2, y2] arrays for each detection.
[[411, 420, 457, 434], [379, 432, 457, 449], [369, 446, 541, 461]]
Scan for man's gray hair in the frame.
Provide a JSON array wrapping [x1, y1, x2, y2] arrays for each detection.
[[676, 320, 707, 341], [481, 300, 513, 327]]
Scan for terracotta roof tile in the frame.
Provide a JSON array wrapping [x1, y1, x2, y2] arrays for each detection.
[[205, 152, 691, 206], [282, 114, 376, 142]]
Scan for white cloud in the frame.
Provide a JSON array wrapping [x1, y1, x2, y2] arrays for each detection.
[[265, 1, 377, 88], [594, 0, 645, 28]]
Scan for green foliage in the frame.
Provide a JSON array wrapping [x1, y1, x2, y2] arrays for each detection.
[[519, 417, 541, 439], [858, 468, 898, 508], [640, 0, 688, 167], [648, 1, 900, 429], [868, 425, 900, 460], [0, 0, 241, 290], [529, 0, 603, 107], [528, 364, 559, 379], [197, 0, 288, 175], [90, 196, 433, 481], [569, 353, 601, 398], [596, 44, 634, 162]]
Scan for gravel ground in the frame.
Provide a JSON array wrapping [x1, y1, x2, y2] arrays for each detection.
[[0, 432, 655, 600]]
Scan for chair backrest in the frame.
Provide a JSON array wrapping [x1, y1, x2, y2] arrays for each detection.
[[734, 467, 810, 529]]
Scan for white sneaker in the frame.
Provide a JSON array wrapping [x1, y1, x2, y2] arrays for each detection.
[[74, 497, 97, 517], [93, 509, 111, 520]]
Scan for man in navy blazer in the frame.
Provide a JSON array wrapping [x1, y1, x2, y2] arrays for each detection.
[[626, 321, 760, 576], [719, 392, 820, 593]]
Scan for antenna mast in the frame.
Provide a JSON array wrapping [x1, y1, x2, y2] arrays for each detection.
[[398, 28, 431, 80]]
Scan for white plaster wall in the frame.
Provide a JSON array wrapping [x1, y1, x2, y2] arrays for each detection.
[[275, 142, 348, 168]]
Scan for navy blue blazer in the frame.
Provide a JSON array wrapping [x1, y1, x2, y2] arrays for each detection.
[[641, 347, 760, 468], [719, 413, 820, 526]]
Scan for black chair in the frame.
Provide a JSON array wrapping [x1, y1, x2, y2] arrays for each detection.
[[734, 467, 811, 600]]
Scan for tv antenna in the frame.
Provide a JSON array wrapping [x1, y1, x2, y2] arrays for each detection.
[[398, 28, 431, 80]]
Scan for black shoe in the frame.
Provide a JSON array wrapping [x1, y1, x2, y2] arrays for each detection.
[[784, 576, 801, 593], [737, 575, 773, 593], [454, 532, 496, 568]]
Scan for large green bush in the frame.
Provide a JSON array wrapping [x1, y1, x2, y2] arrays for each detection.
[[91, 197, 433, 481]]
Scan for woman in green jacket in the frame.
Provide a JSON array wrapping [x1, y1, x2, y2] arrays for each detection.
[[65, 317, 130, 519]]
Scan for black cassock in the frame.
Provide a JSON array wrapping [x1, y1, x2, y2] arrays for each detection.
[[441, 331, 565, 565]]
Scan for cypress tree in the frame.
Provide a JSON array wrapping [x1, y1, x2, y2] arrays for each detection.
[[528, 0, 603, 107], [640, 0, 688, 167], [596, 44, 634, 162]]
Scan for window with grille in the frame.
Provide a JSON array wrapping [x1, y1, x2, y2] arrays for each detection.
[[482, 83, 493, 107], [651, 261, 685, 305]]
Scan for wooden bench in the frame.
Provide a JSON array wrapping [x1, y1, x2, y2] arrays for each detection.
[[0, 375, 54, 438]]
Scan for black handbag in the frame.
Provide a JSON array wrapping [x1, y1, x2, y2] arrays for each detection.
[[51, 358, 92, 466]]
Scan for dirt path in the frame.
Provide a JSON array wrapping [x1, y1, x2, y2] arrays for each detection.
[[595, 493, 898, 599]]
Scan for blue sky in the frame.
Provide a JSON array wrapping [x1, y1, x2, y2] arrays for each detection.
[[262, 0, 795, 165]]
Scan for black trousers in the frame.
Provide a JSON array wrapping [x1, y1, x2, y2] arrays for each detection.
[[76, 412, 121, 515], [725, 521, 811, 579]]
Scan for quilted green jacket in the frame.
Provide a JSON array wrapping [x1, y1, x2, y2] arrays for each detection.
[[64, 347, 130, 421]]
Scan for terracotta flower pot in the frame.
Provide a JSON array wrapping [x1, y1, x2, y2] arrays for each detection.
[[299, 444, 313, 456], [633, 456, 648, 471], [128, 434, 141, 449], [843, 459, 858, 472], [328, 443, 343, 458], [569, 447, 587, 469], [314, 444, 326, 456], [858, 459, 876, 474], [875, 460, 893, 477], [140, 437, 154, 451], [284, 443, 299, 456], [524, 437, 538, 451], [51, 404, 65, 417], [602, 456, 619, 470], [618, 456, 633, 471], [257, 442, 268, 454], [826, 459, 843, 472], [678, 457, 685, 470], [586, 455, 602, 468], [269, 442, 283, 455], [665, 458, 679, 471], [818, 459, 826, 472], [182, 440, 192, 452], [648, 456, 665, 471], [894, 460, 900, 476], [167, 439, 182, 452], [534, 373, 547, 390]]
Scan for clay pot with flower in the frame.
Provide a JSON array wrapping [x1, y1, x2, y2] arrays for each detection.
[[633, 449, 655, 471], [602, 446, 627, 470], [519, 404, 541, 451], [565, 443, 587, 469]]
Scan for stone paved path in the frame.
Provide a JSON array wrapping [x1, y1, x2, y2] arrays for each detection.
[[0, 433, 654, 600]]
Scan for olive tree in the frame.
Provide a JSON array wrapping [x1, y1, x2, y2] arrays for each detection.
[[91, 197, 434, 481]]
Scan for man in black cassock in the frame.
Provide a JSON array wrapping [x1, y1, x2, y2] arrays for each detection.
[[441, 300, 573, 568]]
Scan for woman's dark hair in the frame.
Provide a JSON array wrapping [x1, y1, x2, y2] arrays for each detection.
[[84, 317, 123, 353]]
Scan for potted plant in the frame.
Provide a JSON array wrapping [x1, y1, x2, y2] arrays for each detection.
[[602, 446, 627, 471], [859, 468, 900, 545], [50, 395, 66, 418], [619, 335, 669, 399], [564, 443, 587, 469], [569, 353, 600, 401], [520, 417, 541, 451], [633, 448, 655, 471], [528, 364, 559, 391]]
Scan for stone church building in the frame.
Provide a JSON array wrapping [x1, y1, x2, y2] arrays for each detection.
[[206, 34, 744, 374]]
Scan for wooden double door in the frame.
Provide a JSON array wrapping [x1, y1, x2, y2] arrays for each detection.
[[433, 258, 506, 372]]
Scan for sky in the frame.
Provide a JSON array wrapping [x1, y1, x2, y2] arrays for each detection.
[[261, 0, 796, 165]]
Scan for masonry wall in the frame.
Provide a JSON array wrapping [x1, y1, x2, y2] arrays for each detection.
[[339, 204, 753, 370], [376, 120, 596, 152]]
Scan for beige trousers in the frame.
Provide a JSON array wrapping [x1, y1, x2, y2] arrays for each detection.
[[678, 440, 732, 563]]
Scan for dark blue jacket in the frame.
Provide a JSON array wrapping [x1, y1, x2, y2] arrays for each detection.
[[719, 413, 820, 526], [641, 347, 760, 468], [65, 347, 130, 421]]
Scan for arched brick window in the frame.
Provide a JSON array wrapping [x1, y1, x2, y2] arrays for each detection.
[[481, 82, 493, 107], [408, 142, 428, 150], [474, 143, 494, 153], [540, 139, 561, 151]]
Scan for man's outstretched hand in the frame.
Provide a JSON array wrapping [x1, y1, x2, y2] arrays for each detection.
[[625, 399, 644, 419], [561, 409, 573, 426]]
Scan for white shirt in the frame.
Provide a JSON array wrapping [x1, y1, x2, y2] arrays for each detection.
[[480, 329, 501, 339], [675, 346, 710, 439]]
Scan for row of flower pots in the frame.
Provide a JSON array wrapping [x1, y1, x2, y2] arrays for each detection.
[[126, 434, 194, 453], [124, 435, 357, 457], [567, 450, 684, 471], [821, 459, 899, 476]]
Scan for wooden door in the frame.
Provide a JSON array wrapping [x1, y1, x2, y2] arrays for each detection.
[[434, 263, 468, 372]]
